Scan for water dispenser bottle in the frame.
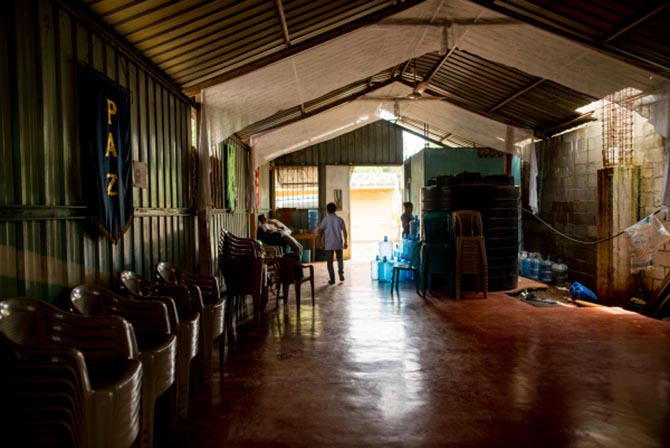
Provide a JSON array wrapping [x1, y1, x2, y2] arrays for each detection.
[[410, 216, 419, 238], [378, 236, 393, 260], [529, 253, 540, 280], [521, 252, 531, 277], [540, 255, 553, 283], [370, 255, 380, 280], [552, 259, 568, 286], [378, 256, 391, 282]]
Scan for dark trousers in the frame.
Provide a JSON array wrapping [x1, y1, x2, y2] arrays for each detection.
[[326, 249, 343, 281]]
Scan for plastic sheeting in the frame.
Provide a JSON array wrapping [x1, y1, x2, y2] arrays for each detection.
[[201, 0, 670, 167], [251, 81, 533, 166]]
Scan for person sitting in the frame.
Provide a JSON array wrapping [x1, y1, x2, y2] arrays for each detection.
[[258, 214, 303, 257]]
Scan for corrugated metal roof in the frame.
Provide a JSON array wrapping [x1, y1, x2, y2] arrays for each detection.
[[73, 0, 668, 159], [238, 49, 597, 142], [470, 0, 670, 77], [80, 0, 426, 92]]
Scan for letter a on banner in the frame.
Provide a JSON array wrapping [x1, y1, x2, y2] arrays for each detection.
[[80, 66, 133, 243]]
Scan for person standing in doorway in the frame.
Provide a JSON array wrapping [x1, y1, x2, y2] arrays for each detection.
[[319, 202, 348, 285], [400, 202, 414, 238]]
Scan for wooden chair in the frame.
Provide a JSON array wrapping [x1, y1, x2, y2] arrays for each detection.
[[119, 271, 200, 419], [0, 297, 142, 448], [156, 262, 225, 383], [391, 241, 424, 297], [269, 255, 315, 311], [452, 211, 488, 298], [69, 285, 177, 448]]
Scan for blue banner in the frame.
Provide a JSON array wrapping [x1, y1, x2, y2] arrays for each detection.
[[80, 66, 133, 243]]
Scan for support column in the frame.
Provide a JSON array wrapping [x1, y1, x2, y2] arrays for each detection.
[[597, 166, 639, 306]]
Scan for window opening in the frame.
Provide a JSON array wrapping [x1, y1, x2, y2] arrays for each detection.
[[275, 166, 318, 209]]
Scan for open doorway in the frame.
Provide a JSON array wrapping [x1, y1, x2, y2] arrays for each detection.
[[349, 166, 403, 262]]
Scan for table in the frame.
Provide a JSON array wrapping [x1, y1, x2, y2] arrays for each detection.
[[293, 233, 317, 262]]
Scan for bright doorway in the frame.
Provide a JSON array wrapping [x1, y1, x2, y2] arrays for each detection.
[[349, 167, 402, 262]]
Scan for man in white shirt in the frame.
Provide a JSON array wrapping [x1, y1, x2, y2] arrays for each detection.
[[318, 203, 348, 285]]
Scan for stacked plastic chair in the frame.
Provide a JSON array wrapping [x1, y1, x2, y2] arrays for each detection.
[[452, 210, 488, 298], [155, 262, 225, 385], [119, 271, 200, 419], [217, 229, 265, 331], [422, 211, 454, 296], [0, 297, 142, 448], [69, 285, 177, 448]]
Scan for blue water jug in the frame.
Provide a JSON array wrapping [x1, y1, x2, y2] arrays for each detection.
[[529, 253, 540, 280], [569, 282, 598, 302], [521, 253, 531, 277], [540, 255, 553, 283], [370, 255, 380, 280], [379, 236, 393, 260], [410, 216, 419, 237]]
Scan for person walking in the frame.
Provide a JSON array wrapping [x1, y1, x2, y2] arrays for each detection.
[[319, 202, 348, 285]]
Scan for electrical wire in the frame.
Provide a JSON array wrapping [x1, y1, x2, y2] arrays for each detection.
[[522, 207, 664, 245]]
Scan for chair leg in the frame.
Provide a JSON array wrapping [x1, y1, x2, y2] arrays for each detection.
[[295, 281, 301, 311], [309, 277, 315, 307], [282, 283, 289, 305]]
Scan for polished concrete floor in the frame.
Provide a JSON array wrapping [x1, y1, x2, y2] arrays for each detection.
[[173, 260, 670, 447]]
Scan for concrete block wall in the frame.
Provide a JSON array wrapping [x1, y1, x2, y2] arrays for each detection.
[[522, 113, 668, 299], [632, 119, 668, 295], [522, 124, 602, 291]]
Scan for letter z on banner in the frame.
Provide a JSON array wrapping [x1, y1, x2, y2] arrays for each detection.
[[80, 66, 133, 243]]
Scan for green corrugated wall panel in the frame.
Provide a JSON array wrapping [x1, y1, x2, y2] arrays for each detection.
[[0, 2, 14, 205], [0, 0, 198, 302], [274, 120, 404, 166]]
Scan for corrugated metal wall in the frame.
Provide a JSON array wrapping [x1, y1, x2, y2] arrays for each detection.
[[273, 120, 404, 166], [208, 138, 251, 278], [0, 0, 196, 303]]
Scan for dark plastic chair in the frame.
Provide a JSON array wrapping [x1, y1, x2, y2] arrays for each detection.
[[217, 229, 265, 329], [70, 285, 177, 448], [268, 255, 315, 311], [156, 261, 225, 383], [119, 271, 200, 419], [0, 297, 142, 448], [391, 241, 424, 296], [452, 211, 488, 298]]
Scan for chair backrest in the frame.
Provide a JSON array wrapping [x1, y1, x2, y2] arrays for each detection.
[[0, 297, 138, 361], [452, 210, 483, 237], [410, 241, 423, 269], [155, 262, 179, 284], [218, 229, 263, 296], [119, 270, 181, 331], [276, 253, 304, 282], [70, 285, 172, 343], [156, 262, 220, 303]]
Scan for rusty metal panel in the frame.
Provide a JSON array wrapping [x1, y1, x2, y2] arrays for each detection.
[[274, 120, 404, 166], [0, 0, 197, 303]]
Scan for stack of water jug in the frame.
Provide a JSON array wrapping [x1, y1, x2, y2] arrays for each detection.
[[518, 251, 568, 286], [371, 216, 420, 282]]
